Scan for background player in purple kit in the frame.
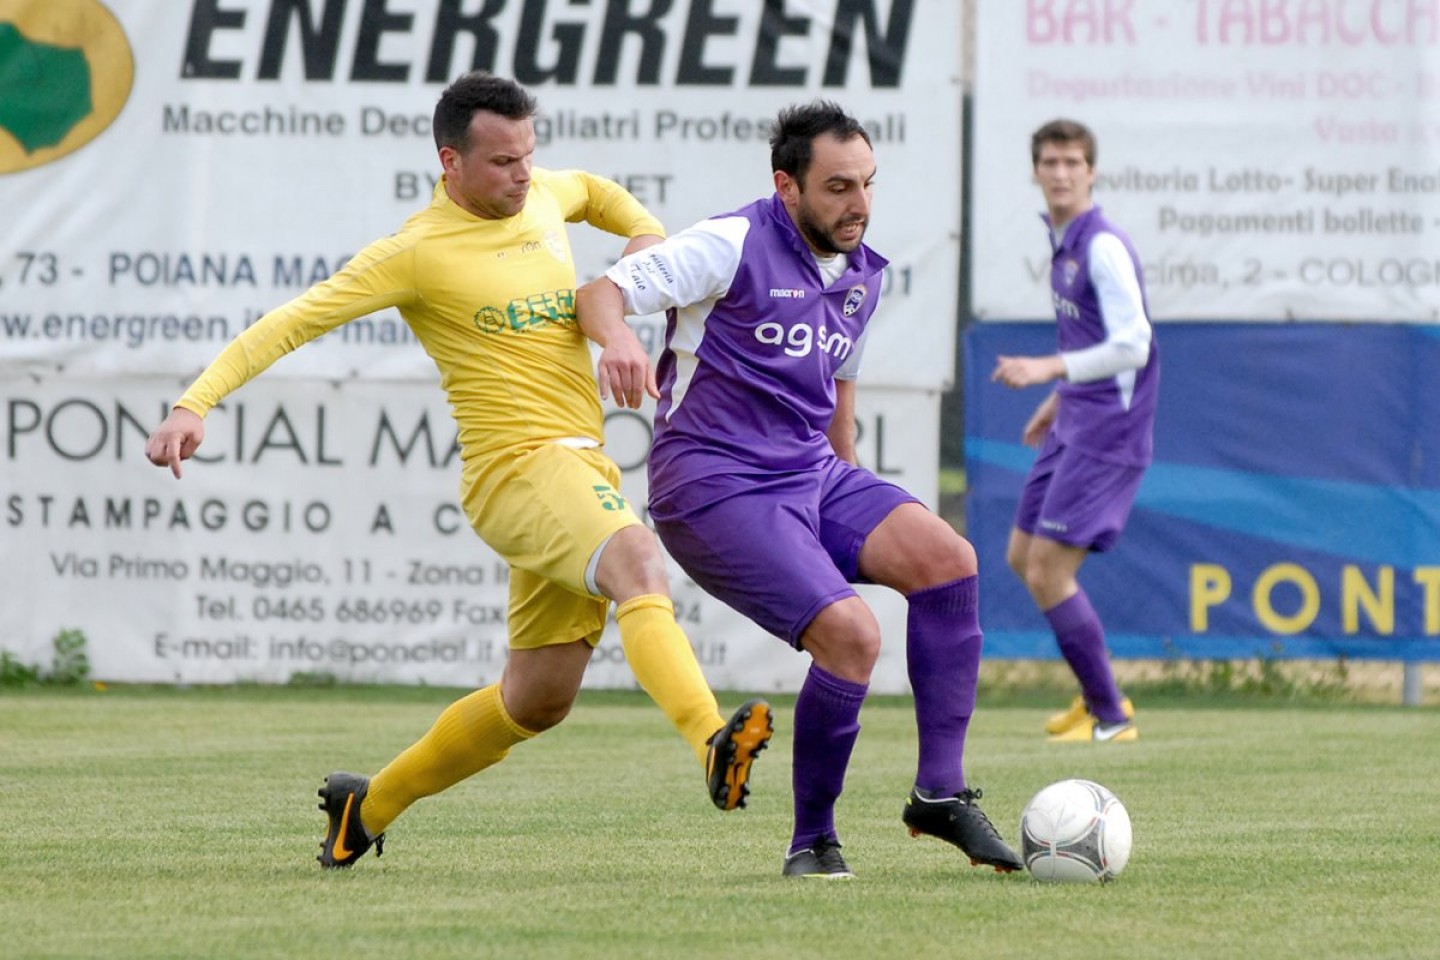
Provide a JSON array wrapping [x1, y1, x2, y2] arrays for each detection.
[[577, 101, 1021, 879], [991, 118, 1160, 742]]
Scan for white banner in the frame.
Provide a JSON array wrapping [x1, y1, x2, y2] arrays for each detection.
[[1, 372, 939, 693], [971, 0, 1440, 322], [0, 0, 960, 387]]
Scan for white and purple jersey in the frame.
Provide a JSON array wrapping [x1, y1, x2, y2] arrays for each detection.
[[1046, 205, 1159, 466], [606, 193, 888, 518]]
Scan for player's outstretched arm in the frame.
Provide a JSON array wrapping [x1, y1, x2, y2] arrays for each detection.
[[145, 407, 205, 479], [575, 277, 657, 410]]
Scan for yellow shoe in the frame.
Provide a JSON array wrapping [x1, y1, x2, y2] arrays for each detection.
[[1043, 696, 1135, 736], [1043, 696, 1088, 735], [1048, 713, 1139, 743]]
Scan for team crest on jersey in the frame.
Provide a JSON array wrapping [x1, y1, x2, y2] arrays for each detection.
[[473, 306, 506, 334], [842, 284, 867, 317], [1062, 258, 1080, 287], [543, 230, 567, 261]]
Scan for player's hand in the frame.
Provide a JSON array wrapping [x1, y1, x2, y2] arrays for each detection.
[[992, 354, 1064, 389], [1021, 394, 1058, 447], [596, 332, 659, 409], [145, 407, 205, 479], [1021, 412, 1054, 447]]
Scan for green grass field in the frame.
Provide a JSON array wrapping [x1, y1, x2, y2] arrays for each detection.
[[3, 686, 1437, 960]]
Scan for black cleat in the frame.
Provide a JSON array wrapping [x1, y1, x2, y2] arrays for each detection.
[[317, 772, 384, 869], [705, 699, 773, 811], [903, 787, 1023, 873], [782, 839, 856, 879]]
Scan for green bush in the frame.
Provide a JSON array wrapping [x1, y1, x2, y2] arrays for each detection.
[[0, 649, 42, 686], [0, 629, 90, 687]]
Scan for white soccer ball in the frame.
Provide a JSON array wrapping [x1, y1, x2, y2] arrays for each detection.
[[1019, 779, 1132, 883]]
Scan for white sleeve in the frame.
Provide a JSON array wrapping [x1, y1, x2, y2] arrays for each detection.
[[1061, 232, 1152, 384], [604, 216, 750, 315], [833, 327, 869, 381]]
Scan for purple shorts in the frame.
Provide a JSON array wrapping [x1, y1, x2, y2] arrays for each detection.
[[654, 457, 917, 646], [1014, 433, 1145, 553]]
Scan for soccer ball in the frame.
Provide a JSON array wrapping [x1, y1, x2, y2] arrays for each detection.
[[1019, 779, 1132, 883]]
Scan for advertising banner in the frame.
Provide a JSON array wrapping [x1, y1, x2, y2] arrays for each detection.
[[0, 1, 961, 690], [971, 0, 1440, 322], [2, 373, 939, 690], [965, 321, 1440, 661], [0, 0, 959, 387]]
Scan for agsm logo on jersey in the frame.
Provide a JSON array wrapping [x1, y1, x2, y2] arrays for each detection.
[[0, 0, 134, 174], [754, 319, 854, 360]]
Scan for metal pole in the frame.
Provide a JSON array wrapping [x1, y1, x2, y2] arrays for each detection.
[[1402, 663, 1422, 707]]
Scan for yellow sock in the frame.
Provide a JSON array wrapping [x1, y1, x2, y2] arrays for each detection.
[[360, 683, 535, 836], [616, 594, 723, 764]]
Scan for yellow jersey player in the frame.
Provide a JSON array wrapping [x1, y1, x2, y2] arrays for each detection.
[[144, 72, 771, 868]]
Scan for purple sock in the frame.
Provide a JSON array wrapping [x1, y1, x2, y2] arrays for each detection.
[[906, 575, 981, 797], [1045, 589, 1126, 724], [790, 662, 867, 854]]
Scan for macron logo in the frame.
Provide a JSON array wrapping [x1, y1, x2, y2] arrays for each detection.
[[769, 288, 806, 299]]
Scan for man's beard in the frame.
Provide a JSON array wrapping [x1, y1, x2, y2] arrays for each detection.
[[796, 204, 866, 255]]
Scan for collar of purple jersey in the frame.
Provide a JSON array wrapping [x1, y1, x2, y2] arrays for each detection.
[[1040, 204, 1104, 254]]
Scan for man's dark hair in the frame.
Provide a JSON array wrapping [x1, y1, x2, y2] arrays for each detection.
[[1031, 118, 1096, 167], [433, 72, 538, 152], [769, 100, 871, 184]]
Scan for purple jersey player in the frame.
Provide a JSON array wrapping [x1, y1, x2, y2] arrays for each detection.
[[991, 118, 1160, 743], [578, 101, 1021, 879]]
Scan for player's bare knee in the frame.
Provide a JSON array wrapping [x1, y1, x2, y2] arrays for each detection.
[[801, 601, 881, 680], [1005, 548, 1027, 580], [1022, 561, 1045, 595], [805, 634, 879, 683], [1023, 562, 1064, 604], [595, 525, 671, 600], [851, 631, 882, 670], [931, 532, 978, 581], [630, 547, 671, 595], [507, 693, 574, 732], [1004, 538, 1030, 578], [901, 530, 978, 591]]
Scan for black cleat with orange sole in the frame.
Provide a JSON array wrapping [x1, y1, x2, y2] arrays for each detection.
[[705, 699, 773, 811], [317, 772, 384, 868]]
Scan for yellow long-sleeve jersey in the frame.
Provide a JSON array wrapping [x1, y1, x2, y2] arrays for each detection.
[[177, 170, 663, 466]]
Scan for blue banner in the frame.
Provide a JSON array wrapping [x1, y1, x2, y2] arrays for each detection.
[[964, 323, 1440, 661]]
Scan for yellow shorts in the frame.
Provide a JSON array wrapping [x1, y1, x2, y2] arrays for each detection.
[[462, 442, 641, 650]]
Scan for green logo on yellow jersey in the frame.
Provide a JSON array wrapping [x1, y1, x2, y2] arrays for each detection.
[[473, 289, 577, 335]]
